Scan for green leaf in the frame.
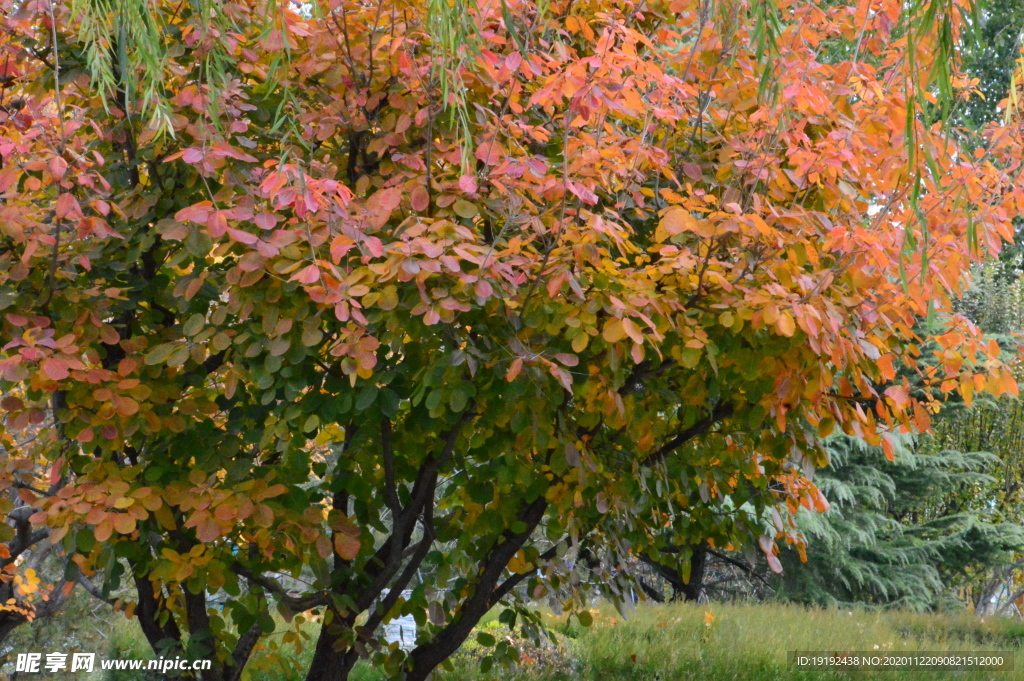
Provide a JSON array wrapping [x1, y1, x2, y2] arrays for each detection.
[[449, 388, 468, 413], [166, 345, 190, 367], [425, 389, 443, 411], [182, 313, 205, 337], [302, 325, 323, 347], [355, 387, 377, 411], [453, 199, 479, 218], [144, 343, 176, 365]]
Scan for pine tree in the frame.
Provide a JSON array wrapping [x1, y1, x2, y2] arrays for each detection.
[[776, 434, 1024, 610]]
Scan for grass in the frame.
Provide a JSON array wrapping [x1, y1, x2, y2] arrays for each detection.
[[7, 598, 1024, 680], [439, 602, 1024, 681]]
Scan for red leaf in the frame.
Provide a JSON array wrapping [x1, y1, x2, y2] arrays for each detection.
[[475, 139, 503, 165], [196, 516, 220, 542], [0, 396, 23, 411], [182, 148, 204, 164], [364, 237, 384, 258], [549, 365, 574, 391], [568, 181, 598, 205], [334, 533, 361, 560], [55, 193, 80, 219], [227, 228, 258, 245], [175, 202, 213, 224], [554, 353, 579, 367], [374, 187, 402, 212], [294, 264, 321, 284], [48, 156, 68, 180], [474, 279, 493, 298], [41, 357, 69, 380], [683, 163, 702, 181], [254, 212, 278, 230], [458, 175, 478, 193], [881, 435, 895, 462], [883, 385, 909, 408], [411, 184, 429, 212], [506, 357, 523, 381], [207, 211, 228, 238]]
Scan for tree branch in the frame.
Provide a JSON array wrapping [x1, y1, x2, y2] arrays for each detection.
[[487, 541, 562, 609], [641, 402, 734, 467], [231, 564, 328, 612], [380, 418, 401, 514], [705, 547, 772, 587]]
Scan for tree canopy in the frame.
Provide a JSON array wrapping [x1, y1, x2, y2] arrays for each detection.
[[1, 0, 1023, 679]]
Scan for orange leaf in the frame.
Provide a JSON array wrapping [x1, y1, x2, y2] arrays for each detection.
[[334, 533, 361, 560], [506, 357, 523, 381], [881, 435, 895, 462], [196, 516, 220, 542], [877, 355, 897, 381], [621, 318, 644, 344], [883, 385, 909, 408]]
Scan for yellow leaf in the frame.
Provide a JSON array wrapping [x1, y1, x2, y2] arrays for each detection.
[[378, 285, 399, 310], [777, 312, 795, 337], [507, 551, 531, 574], [961, 378, 974, 408], [603, 319, 626, 343], [659, 207, 691, 237]]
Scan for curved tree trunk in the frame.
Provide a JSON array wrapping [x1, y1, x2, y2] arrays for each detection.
[[640, 541, 708, 602]]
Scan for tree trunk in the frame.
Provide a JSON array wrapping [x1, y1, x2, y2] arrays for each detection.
[[133, 574, 183, 657], [680, 542, 708, 602], [639, 541, 708, 602], [304, 624, 357, 681]]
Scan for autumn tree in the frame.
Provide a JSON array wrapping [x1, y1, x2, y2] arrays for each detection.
[[1, 0, 1023, 679]]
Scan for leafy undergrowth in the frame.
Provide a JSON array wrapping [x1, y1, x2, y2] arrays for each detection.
[[439, 602, 1024, 681]]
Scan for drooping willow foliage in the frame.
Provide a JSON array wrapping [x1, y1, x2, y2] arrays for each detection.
[[70, 0, 172, 130]]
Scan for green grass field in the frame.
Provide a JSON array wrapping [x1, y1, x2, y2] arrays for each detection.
[[439, 602, 1024, 681]]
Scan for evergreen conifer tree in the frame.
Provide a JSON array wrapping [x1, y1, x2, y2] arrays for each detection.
[[777, 434, 1024, 610]]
